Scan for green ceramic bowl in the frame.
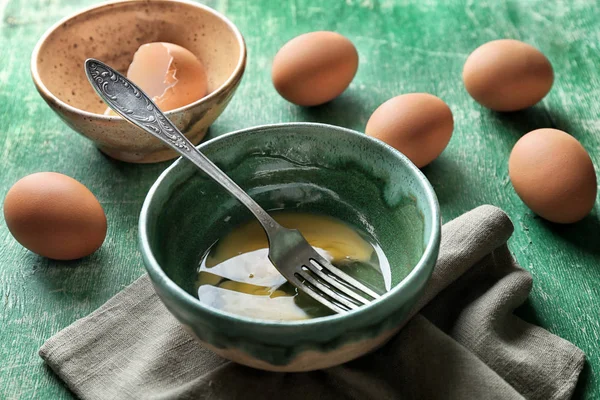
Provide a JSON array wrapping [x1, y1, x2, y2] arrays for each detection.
[[139, 122, 440, 371]]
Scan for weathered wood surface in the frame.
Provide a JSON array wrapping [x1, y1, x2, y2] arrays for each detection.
[[1, 0, 599, 398]]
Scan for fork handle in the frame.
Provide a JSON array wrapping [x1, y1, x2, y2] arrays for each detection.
[[85, 59, 280, 235]]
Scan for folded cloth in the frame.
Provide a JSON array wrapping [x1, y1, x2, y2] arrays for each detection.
[[39, 205, 585, 400]]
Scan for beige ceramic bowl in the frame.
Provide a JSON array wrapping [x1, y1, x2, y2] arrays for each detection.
[[31, 0, 246, 163]]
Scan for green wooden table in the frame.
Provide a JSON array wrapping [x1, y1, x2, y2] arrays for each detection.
[[1, 0, 599, 398]]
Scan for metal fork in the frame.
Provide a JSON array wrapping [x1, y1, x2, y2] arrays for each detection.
[[84, 58, 380, 313]]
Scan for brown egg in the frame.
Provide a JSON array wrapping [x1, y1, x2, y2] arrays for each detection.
[[3, 172, 107, 260], [509, 129, 597, 223], [272, 31, 358, 106], [463, 39, 553, 111], [365, 93, 454, 168], [125, 42, 208, 112]]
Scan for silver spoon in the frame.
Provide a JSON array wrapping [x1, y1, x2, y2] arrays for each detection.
[[85, 58, 380, 313]]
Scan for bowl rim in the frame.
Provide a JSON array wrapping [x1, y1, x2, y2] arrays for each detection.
[[139, 122, 441, 328], [30, 0, 247, 118]]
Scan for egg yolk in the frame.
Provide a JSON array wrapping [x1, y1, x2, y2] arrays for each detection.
[[196, 212, 391, 321]]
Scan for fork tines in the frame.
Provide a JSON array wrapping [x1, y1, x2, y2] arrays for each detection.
[[294, 252, 381, 314]]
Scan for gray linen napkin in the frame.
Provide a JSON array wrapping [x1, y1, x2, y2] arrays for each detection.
[[39, 205, 585, 400]]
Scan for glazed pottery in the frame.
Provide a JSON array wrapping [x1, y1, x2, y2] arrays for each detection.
[[31, 0, 246, 163], [139, 123, 441, 371]]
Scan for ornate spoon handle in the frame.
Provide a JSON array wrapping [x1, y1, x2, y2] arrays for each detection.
[[84, 58, 279, 234]]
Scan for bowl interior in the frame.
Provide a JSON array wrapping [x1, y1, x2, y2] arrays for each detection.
[[34, 0, 243, 114], [143, 124, 437, 314]]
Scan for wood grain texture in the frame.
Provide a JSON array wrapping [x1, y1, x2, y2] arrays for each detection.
[[1, 0, 599, 398]]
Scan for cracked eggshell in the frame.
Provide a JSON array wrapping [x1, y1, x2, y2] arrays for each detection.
[[126, 42, 208, 112]]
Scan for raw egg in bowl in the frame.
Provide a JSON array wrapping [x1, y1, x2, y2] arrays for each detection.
[[139, 123, 440, 371], [31, 0, 246, 163]]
